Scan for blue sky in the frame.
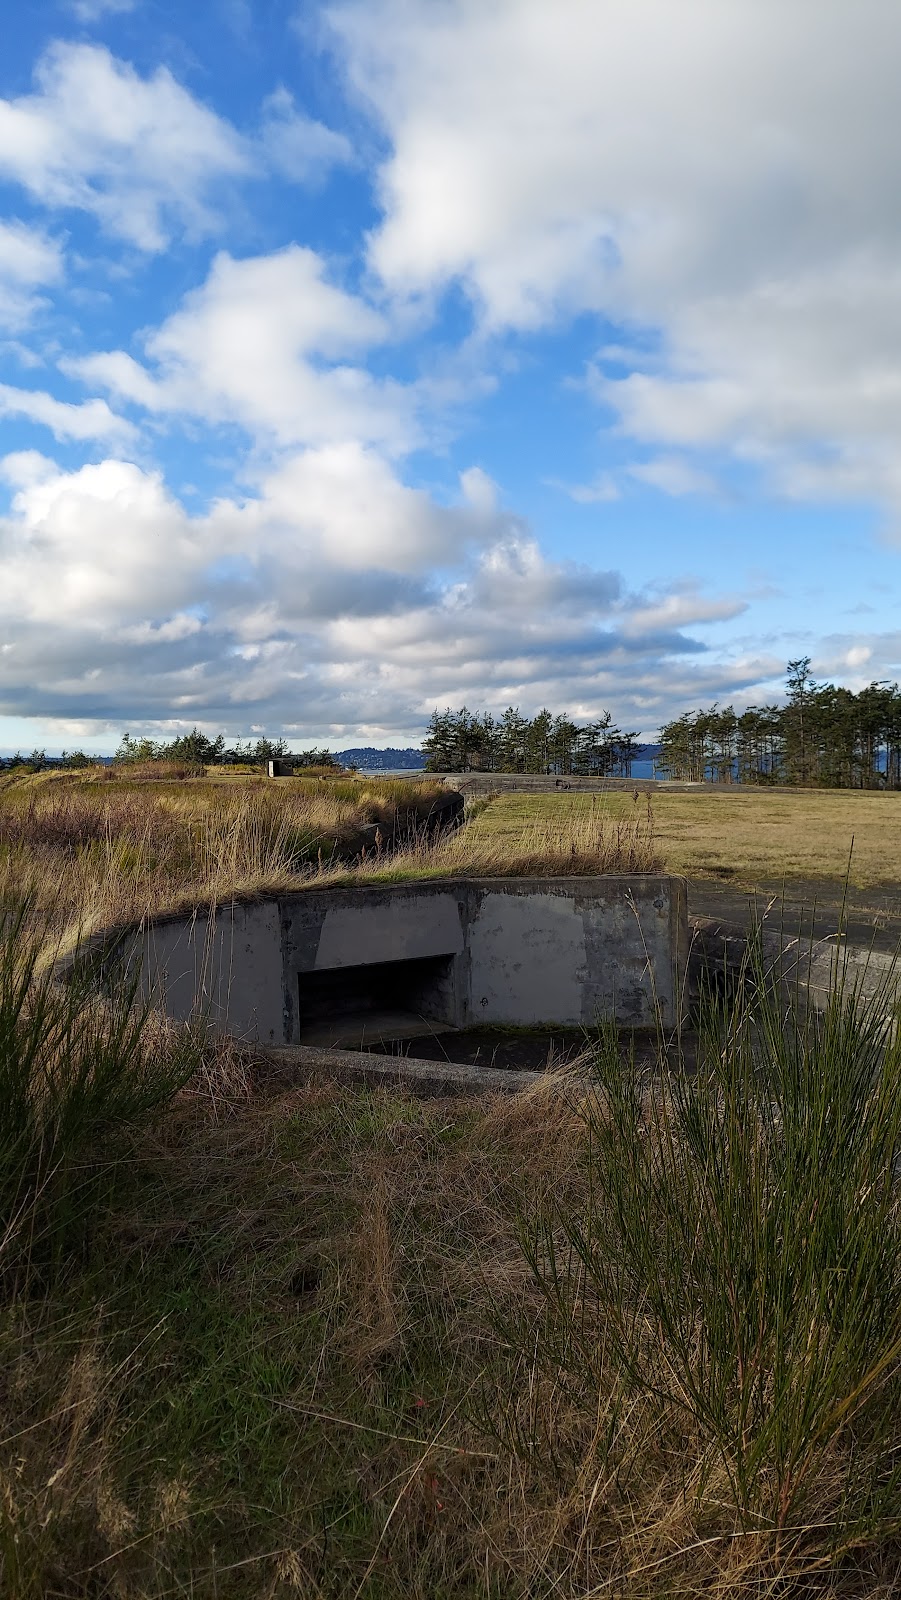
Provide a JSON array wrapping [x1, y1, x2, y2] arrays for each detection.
[[1, 0, 900, 752]]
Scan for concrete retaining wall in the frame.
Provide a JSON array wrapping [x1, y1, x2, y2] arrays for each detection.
[[689, 913, 901, 1019], [95, 876, 688, 1045]]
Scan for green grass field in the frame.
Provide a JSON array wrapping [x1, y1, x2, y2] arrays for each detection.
[[467, 787, 901, 887]]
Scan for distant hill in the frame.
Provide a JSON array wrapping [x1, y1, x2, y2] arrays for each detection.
[[337, 747, 425, 770]]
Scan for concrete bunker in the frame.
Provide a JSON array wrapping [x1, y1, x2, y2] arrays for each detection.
[[82, 876, 688, 1054]]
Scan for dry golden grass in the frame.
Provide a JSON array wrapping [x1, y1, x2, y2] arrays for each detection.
[[1, 774, 899, 1595], [1, 1070, 896, 1597], [345, 793, 660, 887], [0, 775, 662, 963], [467, 786, 901, 887]]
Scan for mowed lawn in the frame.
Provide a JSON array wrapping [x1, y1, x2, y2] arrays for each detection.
[[466, 787, 901, 887]]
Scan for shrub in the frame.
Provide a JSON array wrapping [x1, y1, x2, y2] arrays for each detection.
[[523, 933, 901, 1563], [0, 892, 198, 1285]]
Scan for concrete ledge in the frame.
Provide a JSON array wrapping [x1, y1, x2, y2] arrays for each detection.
[[689, 912, 901, 1015], [264, 1044, 549, 1097]]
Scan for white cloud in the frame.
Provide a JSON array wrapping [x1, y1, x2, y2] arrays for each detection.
[[549, 472, 620, 504], [69, 245, 416, 450], [334, 0, 901, 325], [0, 220, 62, 329], [209, 442, 503, 578], [459, 465, 498, 514], [844, 645, 873, 670], [259, 87, 353, 183], [627, 457, 718, 498], [0, 448, 740, 733], [0, 42, 249, 249], [621, 590, 745, 636], [0, 458, 212, 627], [0, 43, 358, 251], [330, 0, 901, 518], [0, 382, 134, 443], [69, 0, 136, 20]]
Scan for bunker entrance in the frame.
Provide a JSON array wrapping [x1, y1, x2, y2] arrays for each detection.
[[297, 952, 458, 1048]]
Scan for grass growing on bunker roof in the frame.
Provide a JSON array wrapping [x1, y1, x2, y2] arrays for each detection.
[[0, 774, 663, 956]]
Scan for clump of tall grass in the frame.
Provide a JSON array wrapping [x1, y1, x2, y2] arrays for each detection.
[[0, 782, 421, 943], [105, 757, 201, 781], [0, 890, 198, 1285], [2, 933, 901, 1591], [0, 790, 175, 857], [0, 782, 663, 960], [519, 932, 901, 1584]]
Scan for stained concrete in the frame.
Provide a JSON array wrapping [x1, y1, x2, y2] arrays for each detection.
[[689, 912, 901, 1019], [466, 890, 586, 1025], [129, 900, 285, 1043], [86, 875, 688, 1046], [268, 1044, 549, 1097]]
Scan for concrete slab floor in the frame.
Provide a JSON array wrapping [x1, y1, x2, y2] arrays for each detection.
[[297, 1010, 459, 1049], [345, 1024, 678, 1074]]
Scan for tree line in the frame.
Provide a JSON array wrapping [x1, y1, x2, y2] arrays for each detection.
[[115, 731, 339, 768], [0, 731, 340, 773], [422, 706, 642, 775], [6, 658, 899, 788], [657, 660, 901, 787]]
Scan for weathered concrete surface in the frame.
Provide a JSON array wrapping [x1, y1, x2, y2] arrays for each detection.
[[467, 890, 585, 1024], [689, 912, 901, 1018], [130, 901, 285, 1044], [282, 876, 686, 1039], [266, 1044, 549, 1097], [313, 892, 464, 969], [85, 874, 688, 1045]]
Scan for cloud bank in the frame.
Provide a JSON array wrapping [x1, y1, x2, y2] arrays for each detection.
[[2, 8, 900, 745], [0, 440, 745, 737], [333, 0, 901, 518]]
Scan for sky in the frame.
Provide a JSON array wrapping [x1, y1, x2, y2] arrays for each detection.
[[1, 0, 900, 753]]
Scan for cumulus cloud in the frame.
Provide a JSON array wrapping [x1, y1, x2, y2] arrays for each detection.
[[334, 0, 901, 323], [0, 43, 249, 249], [69, 245, 416, 450], [0, 42, 349, 250], [7, 9, 876, 740], [0, 458, 212, 625], [331, 0, 901, 517], [0, 448, 740, 734]]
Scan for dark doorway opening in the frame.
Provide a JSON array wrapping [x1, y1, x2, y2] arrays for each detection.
[[297, 952, 458, 1048]]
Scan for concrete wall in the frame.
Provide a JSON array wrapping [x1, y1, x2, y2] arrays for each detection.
[[690, 913, 901, 1022], [102, 875, 688, 1044], [129, 900, 285, 1044]]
